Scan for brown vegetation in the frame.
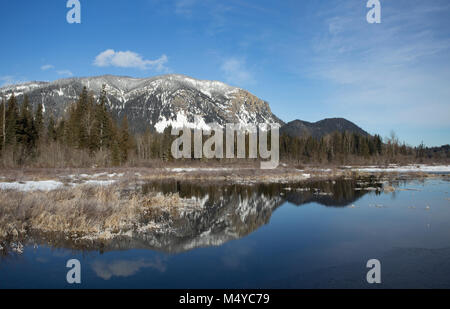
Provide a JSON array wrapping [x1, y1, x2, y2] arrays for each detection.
[[0, 183, 194, 245]]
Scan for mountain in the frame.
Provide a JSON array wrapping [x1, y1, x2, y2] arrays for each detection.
[[280, 118, 369, 138], [0, 74, 284, 133], [0, 75, 371, 138]]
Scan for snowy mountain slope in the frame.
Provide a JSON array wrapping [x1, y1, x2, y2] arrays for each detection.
[[0, 74, 284, 133]]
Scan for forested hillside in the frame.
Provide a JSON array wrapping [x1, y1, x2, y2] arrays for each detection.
[[0, 87, 448, 168]]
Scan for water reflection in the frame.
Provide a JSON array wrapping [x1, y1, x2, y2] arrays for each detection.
[[91, 257, 166, 280], [2, 177, 450, 288], [141, 178, 379, 208], [4, 178, 386, 255]]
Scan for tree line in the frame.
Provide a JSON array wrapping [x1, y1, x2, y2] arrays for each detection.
[[0, 86, 133, 167], [0, 86, 448, 167], [280, 130, 448, 165]]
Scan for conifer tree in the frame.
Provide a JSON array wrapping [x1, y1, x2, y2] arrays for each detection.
[[56, 119, 66, 143], [161, 126, 173, 161], [96, 85, 114, 151], [119, 115, 132, 163], [86, 92, 100, 154], [374, 134, 383, 155], [35, 103, 44, 140], [17, 95, 36, 148], [47, 115, 57, 142], [5, 93, 18, 146], [73, 87, 89, 149], [15, 95, 38, 164]]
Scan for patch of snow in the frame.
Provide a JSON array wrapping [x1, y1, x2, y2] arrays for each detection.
[[82, 180, 117, 186], [68, 173, 124, 179], [154, 111, 212, 133], [354, 165, 450, 173], [165, 167, 237, 172], [316, 168, 332, 172], [0, 177, 119, 192], [108, 173, 124, 178], [0, 180, 64, 192], [53, 88, 64, 96]]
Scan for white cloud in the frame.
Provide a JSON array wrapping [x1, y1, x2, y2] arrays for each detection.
[[57, 70, 73, 77], [94, 49, 169, 71], [220, 58, 254, 86], [41, 64, 55, 71]]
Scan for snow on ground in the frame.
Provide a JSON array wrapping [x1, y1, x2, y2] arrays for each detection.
[[0, 180, 64, 192], [82, 180, 117, 186], [1, 164, 447, 192], [68, 173, 125, 179], [352, 165, 450, 173], [165, 167, 239, 172], [311, 168, 333, 172], [0, 178, 118, 192]]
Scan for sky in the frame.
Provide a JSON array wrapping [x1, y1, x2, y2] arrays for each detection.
[[0, 0, 449, 147]]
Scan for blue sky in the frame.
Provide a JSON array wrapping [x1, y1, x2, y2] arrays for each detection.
[[0, 0, 449, 146]]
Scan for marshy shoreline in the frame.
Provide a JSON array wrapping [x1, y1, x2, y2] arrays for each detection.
[[0, 164, 449, 255]]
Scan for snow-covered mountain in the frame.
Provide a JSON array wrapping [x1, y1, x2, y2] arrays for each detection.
[[0, 74, 283, 132]]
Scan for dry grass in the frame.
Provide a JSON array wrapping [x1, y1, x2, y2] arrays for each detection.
[[0, 165, 328, 186], [0, 183, 189, 244]]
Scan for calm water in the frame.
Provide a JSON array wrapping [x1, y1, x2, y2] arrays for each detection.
[[1, 177, 450, 289]]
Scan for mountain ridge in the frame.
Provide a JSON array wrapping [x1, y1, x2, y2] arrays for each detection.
[[1, 74, 368, 138], [0, 74, 283, 133]]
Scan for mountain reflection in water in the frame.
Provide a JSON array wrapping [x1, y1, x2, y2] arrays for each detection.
[[142, 178, 381, 208], [2, 178, 394, 255], [2, 177, 449, 288], [63, 178, 385, 253]]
